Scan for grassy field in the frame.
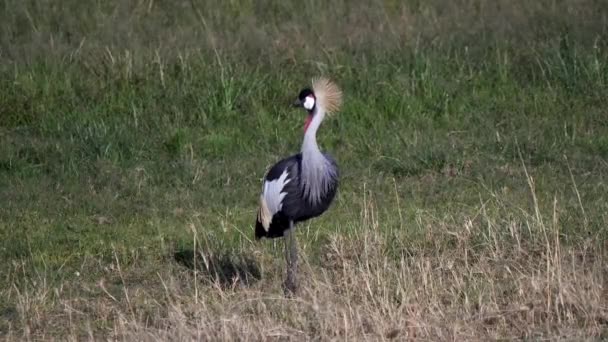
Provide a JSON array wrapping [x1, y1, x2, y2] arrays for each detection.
[[1, 0, 607, 340]]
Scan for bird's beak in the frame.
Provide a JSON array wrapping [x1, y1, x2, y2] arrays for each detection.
[[292, 98, 302, 108]]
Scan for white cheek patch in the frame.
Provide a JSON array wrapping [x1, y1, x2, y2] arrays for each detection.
[[303, 96, 315, 111]]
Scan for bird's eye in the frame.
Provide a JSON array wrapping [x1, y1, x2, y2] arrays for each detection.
[[303, 96, 315, 111]]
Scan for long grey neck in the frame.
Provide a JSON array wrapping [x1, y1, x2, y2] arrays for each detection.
[[301, 108, 324, 156], [300, 107, 335, 204]]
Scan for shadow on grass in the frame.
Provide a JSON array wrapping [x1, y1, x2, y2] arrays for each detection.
[[173, 249, 261, 287]]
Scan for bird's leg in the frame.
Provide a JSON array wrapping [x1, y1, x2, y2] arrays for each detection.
[[283, 221, 298, 295]]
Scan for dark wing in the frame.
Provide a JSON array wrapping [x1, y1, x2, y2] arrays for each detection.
[[255, 154, 303, 239], [254, 153, 339, 239], [281, 153, 339, 222]]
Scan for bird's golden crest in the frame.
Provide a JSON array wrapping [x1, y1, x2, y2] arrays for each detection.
[[312, 77, 343, 114]]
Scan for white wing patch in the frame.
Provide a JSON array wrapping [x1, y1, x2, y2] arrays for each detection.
[[264, 170, 291, 215], [258, 170, 291, 231]]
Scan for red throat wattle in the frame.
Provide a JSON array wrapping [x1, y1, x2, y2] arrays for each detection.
[[304, 114, 313, 132]]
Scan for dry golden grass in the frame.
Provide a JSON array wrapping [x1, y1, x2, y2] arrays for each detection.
[[3, 185, 606, 341]]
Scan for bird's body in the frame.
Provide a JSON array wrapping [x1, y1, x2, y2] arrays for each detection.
[[255, 77, 342, 294], [255, 151, 339, 239]]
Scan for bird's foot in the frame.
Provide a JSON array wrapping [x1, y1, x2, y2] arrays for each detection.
[[282, 278, 298, 296]]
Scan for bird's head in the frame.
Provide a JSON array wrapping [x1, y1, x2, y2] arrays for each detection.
[[293, 88, 316, 112], [293, 78, 342, 132]]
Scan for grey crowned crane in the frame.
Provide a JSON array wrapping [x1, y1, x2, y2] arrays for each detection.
[[255, 78, 342, 294]]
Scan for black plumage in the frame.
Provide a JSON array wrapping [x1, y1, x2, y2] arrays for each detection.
[[255, 153, 339, 239]]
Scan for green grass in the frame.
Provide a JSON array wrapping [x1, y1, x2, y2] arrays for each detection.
[[1, 0, 607, 339]]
